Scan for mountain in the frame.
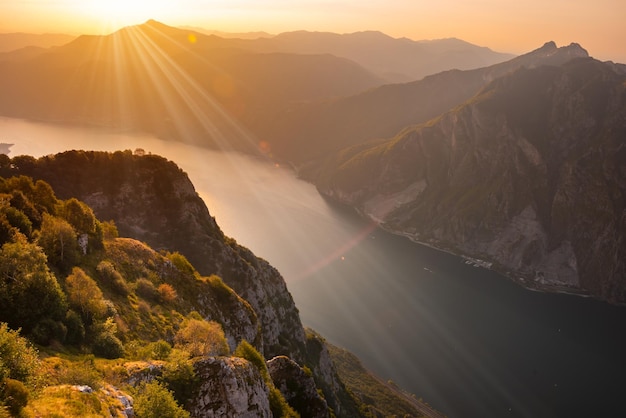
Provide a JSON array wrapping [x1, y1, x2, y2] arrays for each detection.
[[0, 20, 383, 152], [227, 30, 514, 82], [0, 150, 436, 417], [178, 26, 274, 39], [259, 41, 591, 165], [316, 56, 626, 303], [0, 32, 75, 52]]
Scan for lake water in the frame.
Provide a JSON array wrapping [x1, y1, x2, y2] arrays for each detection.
[[3, 117, 626, 418]]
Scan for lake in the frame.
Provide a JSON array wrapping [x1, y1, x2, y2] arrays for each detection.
[[3, 117, 626, 418]]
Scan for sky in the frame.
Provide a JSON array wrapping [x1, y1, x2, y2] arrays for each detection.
[[1, 0, 625, 63]]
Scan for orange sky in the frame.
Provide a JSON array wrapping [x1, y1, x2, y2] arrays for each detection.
[[1, 0, 625, 63]]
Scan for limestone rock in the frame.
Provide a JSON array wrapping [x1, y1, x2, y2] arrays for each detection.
[[190, 357, 271, 418], [268, 355, 330, 418]]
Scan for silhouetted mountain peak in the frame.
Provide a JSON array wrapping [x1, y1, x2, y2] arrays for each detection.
[[531, 41, 588, 59], [540, 41, 558, 50]]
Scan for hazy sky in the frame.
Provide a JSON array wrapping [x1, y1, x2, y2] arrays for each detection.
[[1, 0, 625, 62]]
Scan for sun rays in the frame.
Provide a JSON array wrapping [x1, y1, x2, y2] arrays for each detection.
[[69, 20, 263, 156]]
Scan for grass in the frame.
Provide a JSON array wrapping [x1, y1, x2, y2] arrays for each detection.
[[24, 385, 128, 418]]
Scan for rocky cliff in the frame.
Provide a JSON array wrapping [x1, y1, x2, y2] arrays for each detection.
[[2, 150, 363, 415], [317, 57, 626, 303]]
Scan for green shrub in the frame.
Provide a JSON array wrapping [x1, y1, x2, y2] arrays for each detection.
[[167, 252, 196, 276], [0, 242, 68, 334], [0, 323, 41, 385], [65, 267, 107, 325], [96, 261, 129, 296], [58, 356, 102, 390], [92, 333, 124, 359], [149, 340, 173, 361], [158, 284, 177, 304], [135, 278, 159, 301], [174, 319, 229, 358], [30, 318, 67, 346], [234, 340, 268, 381], [64, 310, 85, 345], [101, 220, 119, 241], [269, 386, 300, 418], [133, 381, 189, 418], [160, 349, 197, 407], [233, 340, 299, 417], [0, 378, 29, 415]]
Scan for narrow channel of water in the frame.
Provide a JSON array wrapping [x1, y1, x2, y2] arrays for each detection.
[[3, 117, 626, 417]]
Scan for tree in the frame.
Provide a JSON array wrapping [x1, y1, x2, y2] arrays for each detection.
[[2, 207, 32, 238], [32, 180, 58, 215], [8, 190, 41, 229], [174, 319, 229, 358], [36, 213, 80, 271], [60, 198, 103, 253], [60, 198, 97, 236], [64, 267, 107, 326], [0, 242, 67, 334]]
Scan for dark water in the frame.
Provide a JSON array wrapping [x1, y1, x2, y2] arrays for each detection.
[[4, 117, 626, 417]]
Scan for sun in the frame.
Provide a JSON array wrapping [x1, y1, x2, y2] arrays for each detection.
[[82, 0, 175, 28]]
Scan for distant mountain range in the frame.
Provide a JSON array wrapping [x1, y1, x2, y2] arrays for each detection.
[[0, 32, 76, 52], [213, 30, 514, 82], [0, 20, 384, 150], [261, 41, 592, 164]]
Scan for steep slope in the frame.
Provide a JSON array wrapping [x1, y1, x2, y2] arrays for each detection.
[[260, 42, 590, 165], [317, 57, 626, 303], [2, 150, 377, 416], [6, 150, 305, 359]]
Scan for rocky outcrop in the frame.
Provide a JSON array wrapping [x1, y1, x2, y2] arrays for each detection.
[[268, 355, 330, 418], [318, 57, 626, 302], [190, 357, 271, 418]]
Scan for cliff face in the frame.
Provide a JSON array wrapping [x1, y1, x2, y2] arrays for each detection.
[[4, 150, 356, 414], [317, 57, 626, 302]]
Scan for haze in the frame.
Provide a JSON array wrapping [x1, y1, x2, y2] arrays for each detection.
[[1, 0, 625, 63]]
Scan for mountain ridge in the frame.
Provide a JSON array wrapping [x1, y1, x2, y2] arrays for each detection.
[[261, 40, 590, 166], [315, 56, 626, 303]]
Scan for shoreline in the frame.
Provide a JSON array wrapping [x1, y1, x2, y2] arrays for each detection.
[[354, 206, 594, 300]]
